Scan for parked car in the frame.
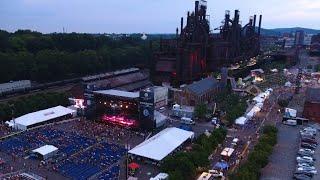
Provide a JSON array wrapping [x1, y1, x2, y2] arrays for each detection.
[[301, 135, 316, 140], [300, 132, 316, 137], [208, 170, 224, 178], [180, 117, 196, 125], [298, 151, 314, 157], [297, 166, 316, 171], [301, 143, 317, 150], [299, 148, 315, 154], [293, 173, 312, 180], [297, 163, 315, 169], [297, 156, 314, 164], [296, 169, 317, 175], [300, 129, 316, 136], [294, 171, 314, 177], [301, 138, 318, 145]]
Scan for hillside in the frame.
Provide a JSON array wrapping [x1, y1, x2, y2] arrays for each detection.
[[261, 27, 320, 36]]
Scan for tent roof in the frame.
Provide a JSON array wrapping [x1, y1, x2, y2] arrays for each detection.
[[32, 145, 58, 156], [235, 117, 247, 125], [14, 106, 75, 127], [94, 89, 139, 99], [246, 106, 261, 118], [128, 127, 194, 161], [221, 148, 235, 157], [214, 161, 229, 170]]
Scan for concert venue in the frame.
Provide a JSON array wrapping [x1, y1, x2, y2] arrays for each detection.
[[94, 89, 140, 128]]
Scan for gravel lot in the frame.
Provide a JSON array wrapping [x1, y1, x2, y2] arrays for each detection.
[[260, 124, 300, 180]]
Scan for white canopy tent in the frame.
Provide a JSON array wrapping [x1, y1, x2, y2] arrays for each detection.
[[32, 145, 58, 160], [235, 117, 248, 125], [221, 148, 235, 157], [12, 106, 76, 130], [128, 127, 194, 161], [246, 106, 261, 119], [154, 110, 167, 128]]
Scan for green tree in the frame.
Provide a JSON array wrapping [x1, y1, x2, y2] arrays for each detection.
[[194, 103, 208, 120]]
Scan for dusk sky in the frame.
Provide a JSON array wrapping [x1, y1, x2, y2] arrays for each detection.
[[1, 0, 320, 34]]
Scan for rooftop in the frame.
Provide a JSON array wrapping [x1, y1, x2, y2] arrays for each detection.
[[306, 88, 320, 103], [13, 106, 75, 127], [128, 127, 194, 161], [186, 76, 219, 96], [94, 89, 140, 99], [32, 145, 58, 156]]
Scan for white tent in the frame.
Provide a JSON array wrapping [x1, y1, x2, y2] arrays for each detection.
[[128, 127, 194, 161], [235, 117, 248, 125], [221, 147, 235, 157], [253, 95, 265, 103], [285, 82, 292, 87], [246, 106, 261, 119], [255, 102, 264, 109], [154, 110, 167, 128], [32, 145, 58, 160], [13, 106, 75, 130]]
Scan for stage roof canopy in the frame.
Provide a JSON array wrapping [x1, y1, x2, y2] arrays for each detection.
[[94, 89, 140, 99], [128, 127, 194, 161]]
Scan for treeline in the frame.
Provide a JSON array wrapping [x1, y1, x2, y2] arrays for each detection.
[[0, 29, 153, 83], [215, 90, 248, 126], [230, 125, 278, 180], [161, 128, 227, 180], [0, 92, 69, 122]]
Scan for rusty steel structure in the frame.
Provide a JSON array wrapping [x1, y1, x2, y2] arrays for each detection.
[[154, 0, 262, 86]]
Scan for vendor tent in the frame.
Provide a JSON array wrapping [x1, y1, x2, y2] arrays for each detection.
[[235, 117, 248, 125], [128, 127, 194, 161], [214, 161, 229, 170], [32, 145, 58, 160]]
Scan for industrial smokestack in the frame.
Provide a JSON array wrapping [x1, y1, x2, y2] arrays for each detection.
[[180, 17, 184, 35], [258, 15, 262, 36], [253, 15, 257, 28], [224, 10, 230, 28], [195, 1, 199, 23], [176, 28, 179, 38], [234, 10, 240, 24]]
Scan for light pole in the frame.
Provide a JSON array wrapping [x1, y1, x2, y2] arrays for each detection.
[[9, 104, 15, 131]]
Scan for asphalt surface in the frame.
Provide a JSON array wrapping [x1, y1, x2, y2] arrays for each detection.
[[260, 124, 300, 180]]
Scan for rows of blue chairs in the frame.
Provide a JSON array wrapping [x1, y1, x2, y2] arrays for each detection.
[[56, 142, 125, 179], [0, 126, 126, 180], [58, 161, 101, 180], [0, 127, 96, 157], [98, 165, 120, 180]]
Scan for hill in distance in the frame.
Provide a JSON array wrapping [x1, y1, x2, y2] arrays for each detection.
[[260, 27, 320, 36]]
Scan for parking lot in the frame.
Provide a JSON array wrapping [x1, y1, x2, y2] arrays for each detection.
[[261, 124, 300, 180], [261, 123, 320, 180]]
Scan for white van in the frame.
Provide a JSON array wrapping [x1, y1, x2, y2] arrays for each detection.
[[181, 117, 195, 125], [283, 119, 297, 126]]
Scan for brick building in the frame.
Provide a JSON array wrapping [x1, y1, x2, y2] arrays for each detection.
[[174, 76, 223, 106], [303, 88, 320, 122]]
